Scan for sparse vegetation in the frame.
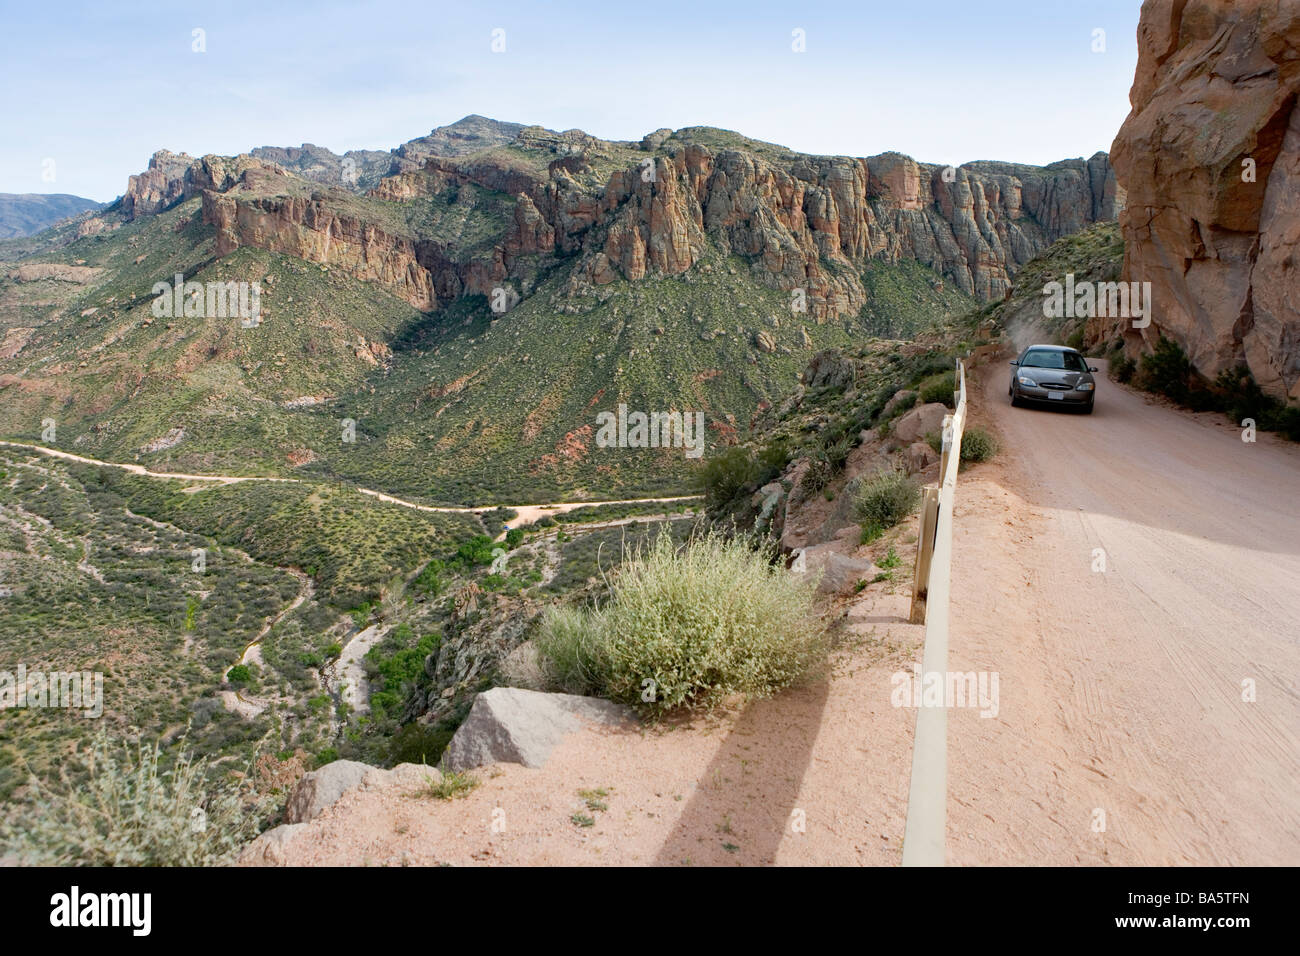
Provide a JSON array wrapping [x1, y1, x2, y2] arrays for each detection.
[[852, 468, 921, 542], [428, 770, 479, 800], [960, 427, 999, 463], [2, 733, 268, 866], [535, 531, 825, 714]]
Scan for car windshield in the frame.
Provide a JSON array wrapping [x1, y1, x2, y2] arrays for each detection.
[[1021, 349, 1088, 371]]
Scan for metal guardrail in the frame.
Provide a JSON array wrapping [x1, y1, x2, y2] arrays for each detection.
[[902, 357, 967, 866]]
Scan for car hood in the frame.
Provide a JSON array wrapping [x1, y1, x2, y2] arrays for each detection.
[[1022, 367, 1090, 385]]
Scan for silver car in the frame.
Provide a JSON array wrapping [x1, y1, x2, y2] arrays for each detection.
[[1009, 344, 1097, 414]]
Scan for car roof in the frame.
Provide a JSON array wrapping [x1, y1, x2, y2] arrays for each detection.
[[1022, 344, 1080, 353]]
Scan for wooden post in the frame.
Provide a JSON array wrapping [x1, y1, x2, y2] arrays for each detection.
[[909, 484, 940, 624]]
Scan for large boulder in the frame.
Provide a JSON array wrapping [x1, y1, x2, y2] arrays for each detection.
[[239, 823, 306, 866], [795, 541, 879, 596], [442, 687, 634, 772], [283, 760, 372, 824], [893, 403, 949, 444], [802, 349, 856, 390]]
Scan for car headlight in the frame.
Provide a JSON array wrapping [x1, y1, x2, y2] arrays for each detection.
[[1076, 381, 1095, 391], [1018, 375, 1037, 387]]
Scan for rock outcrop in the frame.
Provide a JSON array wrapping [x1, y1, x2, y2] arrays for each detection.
[[283, 759, 373, 824], [1109, 0, 1300, 401], [893, 403, 949, 444], [442, 687, 634, 772]]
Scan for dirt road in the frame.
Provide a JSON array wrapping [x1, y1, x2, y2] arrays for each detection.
[[0, 440, 701, 527], [945, 359, 1300, 864]]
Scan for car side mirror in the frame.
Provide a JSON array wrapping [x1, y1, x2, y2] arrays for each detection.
[[1089, 366, 1098, 372], [1009, 360, 1018, 366]]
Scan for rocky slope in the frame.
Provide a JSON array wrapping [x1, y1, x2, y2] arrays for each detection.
[[1109, 0, 1300, 401]]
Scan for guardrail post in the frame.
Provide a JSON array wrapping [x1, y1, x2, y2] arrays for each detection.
[[909, 485, 939, 624]]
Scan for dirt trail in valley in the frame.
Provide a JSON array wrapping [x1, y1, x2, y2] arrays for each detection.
[[0, 440, 700, 527], [943, 358, 1300, 865]]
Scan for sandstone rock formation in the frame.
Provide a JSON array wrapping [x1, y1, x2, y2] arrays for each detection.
[[115, 120, 1121, 321], [1109, 0, 1300, 401], [442, 687, 634, 772]]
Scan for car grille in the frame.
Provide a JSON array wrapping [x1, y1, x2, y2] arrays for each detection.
[[1040, 382, 1071, 390]]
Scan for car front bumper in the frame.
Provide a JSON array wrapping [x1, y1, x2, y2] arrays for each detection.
[[1017, 384, 1094, 405]]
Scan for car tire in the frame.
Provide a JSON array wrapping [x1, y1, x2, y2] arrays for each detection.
[[1081, 402, 1094, 415], [1010, 389, 1023, 408]]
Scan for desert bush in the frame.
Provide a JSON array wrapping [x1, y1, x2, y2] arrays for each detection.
[[960, 427, 999, 462], [918, 371, 957, 407], [852, 468, 921, 536], [1111, 351, 1136, 383], [535, 531, 825, 714], [532, 605, 606, 696], [1135, 336, 1192, 403], [695, 446, 758, 508], [2, 733, 268, 866]]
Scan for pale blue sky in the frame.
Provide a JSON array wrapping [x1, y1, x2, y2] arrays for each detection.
[[0, 1, 1141, 201]]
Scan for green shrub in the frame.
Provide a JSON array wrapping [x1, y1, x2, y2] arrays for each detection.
[[429, 770, 479, 800], [1214, 366, 1300, 442], [918, 371, 956, 407], [1135, 336, 1192, 403], [532, 604, 606, 696], [925, 430, 942, 455], [505, 527, 524, 549], [960, 427, 999, 462], [1065, 328, 1085, 351], [226, 664, 251, 685], [2, 733, 267, 866], [852, 468, 921, 538], [535, 531, 825, 714], [412, 559, 445, 598], [695, 446, 758, 508], [455, 534, 497, 567], [1111, 352, 1136, 383]]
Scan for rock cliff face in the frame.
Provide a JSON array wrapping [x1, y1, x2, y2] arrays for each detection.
[[579, 148, 1120, 319], [1110, 0, 1300, 401], [120, 119, 1121, 321]]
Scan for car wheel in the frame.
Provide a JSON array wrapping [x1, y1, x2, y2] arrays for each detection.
[[1081, 402, 1094, 415], [1010, 388, 1022, 408]]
